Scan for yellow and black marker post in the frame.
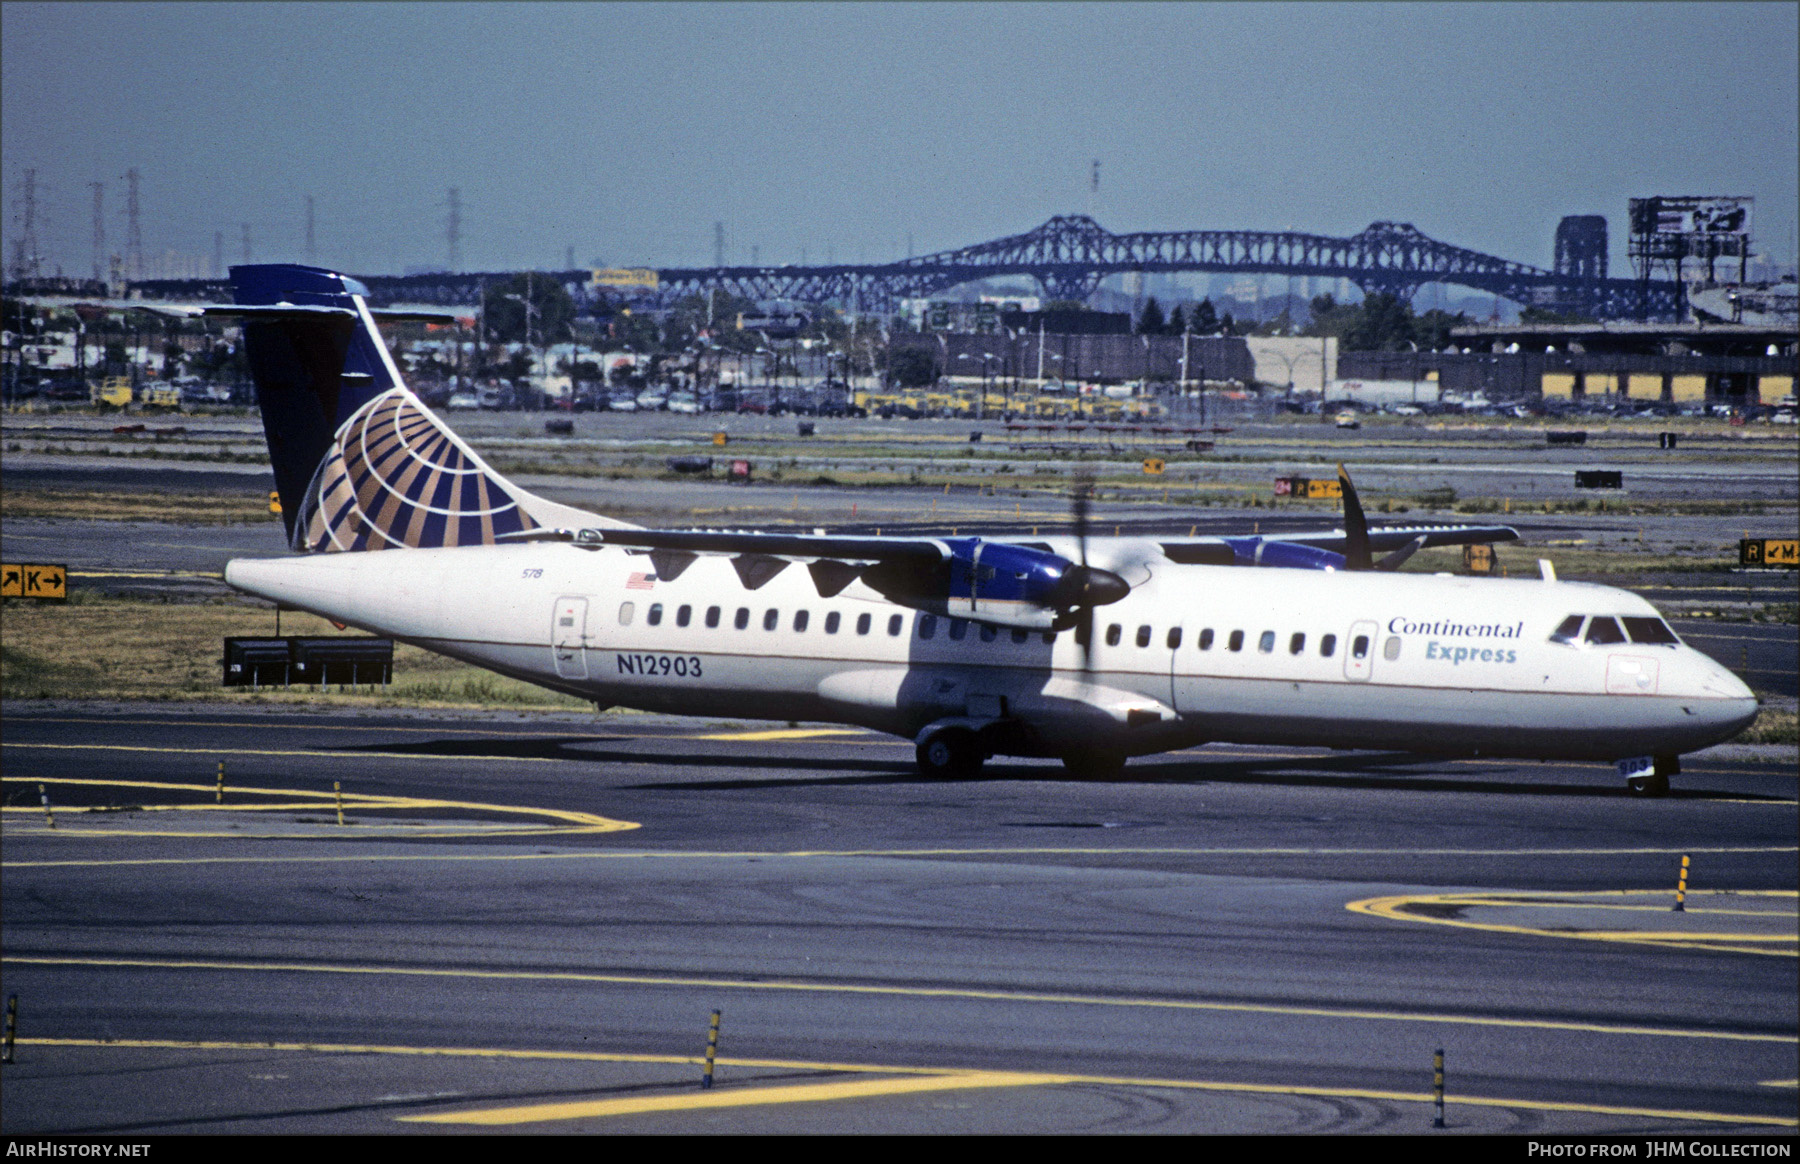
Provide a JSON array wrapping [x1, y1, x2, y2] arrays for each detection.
[[37, 784, 55, 830], [217, 761, 225, 804], [1432, 1048, 1445, 1128], [702, 1009, 721, 1090], [1674, 854, 1689, 913], [335, 781, 345, 827]]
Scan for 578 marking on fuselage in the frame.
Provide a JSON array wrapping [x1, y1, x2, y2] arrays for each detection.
[[616, 653, 704, 678]]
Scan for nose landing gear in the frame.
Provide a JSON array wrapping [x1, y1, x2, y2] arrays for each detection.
[[1620, 754, 1679, 797]]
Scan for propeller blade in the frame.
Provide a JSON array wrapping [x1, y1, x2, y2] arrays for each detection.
[[1337, 463, 1372, 571], [1072, 471, 1096, 674]]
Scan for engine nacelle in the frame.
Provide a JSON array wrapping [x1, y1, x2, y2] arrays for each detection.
[[1219, 536, 1346, 571], [861, 537, 1128, 630]]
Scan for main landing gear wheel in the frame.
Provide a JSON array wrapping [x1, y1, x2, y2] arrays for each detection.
[[1627, 772, 1670, 798], [916, 728, 983, 780]]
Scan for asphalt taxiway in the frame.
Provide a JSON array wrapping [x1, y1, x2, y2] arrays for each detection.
[[2, 705, 1794, 1134]]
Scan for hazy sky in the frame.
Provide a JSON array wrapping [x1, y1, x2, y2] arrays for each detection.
[[4, 1, 1796, 281]]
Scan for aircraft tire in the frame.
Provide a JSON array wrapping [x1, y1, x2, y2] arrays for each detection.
[[1626, 772, 1669, 798], [1061, 749, 1126, 780], [917, 728, 983, 780]]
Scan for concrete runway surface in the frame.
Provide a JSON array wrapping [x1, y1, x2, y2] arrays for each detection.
[[1, 706, 1794, 1135]]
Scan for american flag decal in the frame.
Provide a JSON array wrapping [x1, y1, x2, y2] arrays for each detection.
[[626, 572, 657, 590]]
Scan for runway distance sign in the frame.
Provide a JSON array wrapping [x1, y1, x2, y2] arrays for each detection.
[[1739, 539, 1799, 568], [1, 562, 68, 601]]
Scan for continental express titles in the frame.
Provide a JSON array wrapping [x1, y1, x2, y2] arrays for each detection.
[[1391, 617, 1524, 667]]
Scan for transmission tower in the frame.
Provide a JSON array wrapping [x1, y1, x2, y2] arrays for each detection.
[[10, 168, 41, 280], [446, 187, 461, 272], [124, 168, 143, 281], [90, 182, 106, 282]]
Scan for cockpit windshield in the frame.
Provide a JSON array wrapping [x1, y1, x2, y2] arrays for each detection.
[[1623, 616, 1680, 645], [1550, 613, 1681, 647]]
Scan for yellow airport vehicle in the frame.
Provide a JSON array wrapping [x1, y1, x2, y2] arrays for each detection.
[[91, 377, 133, 407]]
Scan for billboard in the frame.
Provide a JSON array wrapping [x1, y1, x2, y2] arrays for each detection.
[[1630, 197, 1753, 237], [589, 268, 660, 290]]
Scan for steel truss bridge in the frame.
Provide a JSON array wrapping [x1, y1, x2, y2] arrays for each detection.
[[117, 215, 1682, 321]]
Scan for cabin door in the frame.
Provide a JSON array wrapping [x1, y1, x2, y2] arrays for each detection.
[[552, 596, 590, 681]]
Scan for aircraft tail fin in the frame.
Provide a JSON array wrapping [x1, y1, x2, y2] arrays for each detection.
[[225, 263, 625, 552]]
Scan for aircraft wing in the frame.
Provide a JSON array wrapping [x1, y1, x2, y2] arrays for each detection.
[[1159, 523, 1518, 564], [503, 526, 1127, 618]]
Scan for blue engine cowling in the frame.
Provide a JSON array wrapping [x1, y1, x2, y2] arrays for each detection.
[[1219, 536, 1347, 571], [863, 537, 1129, 629]]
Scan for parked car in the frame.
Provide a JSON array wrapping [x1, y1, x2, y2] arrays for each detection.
[[666, 391, 701, 415], [607, 392, 638, 412], [1333, 412, 1361, 429], [447, 391, 479, 409]]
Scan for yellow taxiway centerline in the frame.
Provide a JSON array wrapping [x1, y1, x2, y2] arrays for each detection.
[[402, 1071, 1067, 1124], [13, 1038, 1793, 1129], [0, 775, 637, 835], [1348, 890, 1800, 957]]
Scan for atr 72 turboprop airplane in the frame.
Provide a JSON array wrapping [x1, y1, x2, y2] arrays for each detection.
[[195, 264, 1754, 796]]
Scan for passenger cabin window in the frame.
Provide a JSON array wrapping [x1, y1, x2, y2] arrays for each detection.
[[618, 602, 635, 625], [1584, 617, 1626, 645], [888, 614, 904, 636], [1105, 624, 1122, 647], [1549, 615, 1584, 645], [825, 611, 841, 635], [763, 608, 780, 631], [979, 624, 997, 642], [677, 604, 692, 628], [793, 610, 809, 633], [1623, 617, 1679, 645], [856, 613, 872, 635], [1136, 625, 1152, 648], [1351, 634, 1370, 659], [1198, 629, 1214, 651], [1383, 636, 1402, 661], [1289, 632, 1305, 655], [1228, 630, 1245, 652], [734, 607, 750, 630], [1320, 634, 1336, 657], [1257, 630, 1275, 653], [1012, 628, 1029, 644], [705, 605, 721, 629], [647, 603, 663, 627], [1166, 627, 1183, 650], [919, 615, 938, 640], [949, 619, 968, 641]]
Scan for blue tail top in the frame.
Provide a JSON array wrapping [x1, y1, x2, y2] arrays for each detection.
[[230, 264, 403, 542]]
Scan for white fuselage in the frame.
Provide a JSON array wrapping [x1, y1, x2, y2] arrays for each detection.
[[225, 540, 1758, 763]]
